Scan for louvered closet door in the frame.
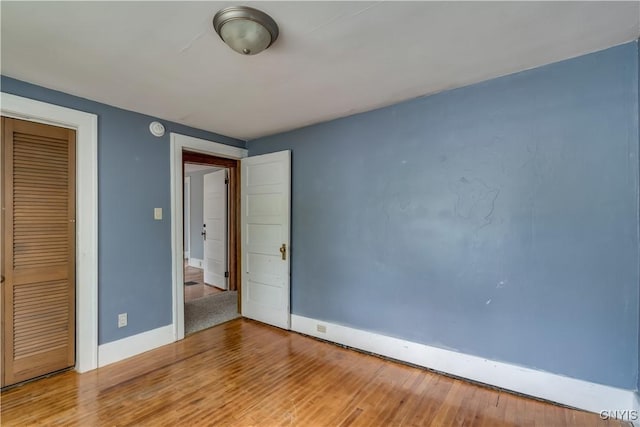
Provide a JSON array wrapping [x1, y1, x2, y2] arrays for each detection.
[[1, 117, 76, 387]]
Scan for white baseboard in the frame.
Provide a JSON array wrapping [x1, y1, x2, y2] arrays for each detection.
[[188, 257, 203, 268], [291, 314, 638, 425], [98, 324, 174, 368]]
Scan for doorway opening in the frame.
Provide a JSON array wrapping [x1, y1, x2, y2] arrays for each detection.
[[182, 151, 240, 335]]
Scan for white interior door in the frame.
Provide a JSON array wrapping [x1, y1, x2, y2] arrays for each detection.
[[203, 169, 228, 289], [241, 150, 291, 329]]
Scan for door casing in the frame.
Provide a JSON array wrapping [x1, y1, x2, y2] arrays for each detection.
[[0, 93, 98, 374], [170, 133, 247, 340]]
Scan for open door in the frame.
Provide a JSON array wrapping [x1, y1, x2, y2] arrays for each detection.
[[203, 169, 228, 290], [241, 150, 291, 329]]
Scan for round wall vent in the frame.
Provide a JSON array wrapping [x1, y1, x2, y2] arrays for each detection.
[[149, 121, 165, 137]]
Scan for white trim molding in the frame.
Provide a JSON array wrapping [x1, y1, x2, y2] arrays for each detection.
[[188, 257, 203, 269], [98, 324, 174, 367], [173, 134, 247, 160], [292, 314, 639, 424], [170, 133, 247, 341], [634, 394, 640, 427], [1, 92, 99, 373]]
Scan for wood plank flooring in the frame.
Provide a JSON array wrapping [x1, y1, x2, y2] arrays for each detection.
[[0, 319, 627, 427], [184, 263, 222, 302]]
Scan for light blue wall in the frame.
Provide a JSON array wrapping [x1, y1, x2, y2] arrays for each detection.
[[185, 170, 208, 260], [249, 42, 640, 390], [1, 76, 245, 344]]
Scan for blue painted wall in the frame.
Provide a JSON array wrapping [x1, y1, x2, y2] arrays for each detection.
[[1, 76, 245, 344], [249, 42, 640, 389], [637, 41, 640, 393]]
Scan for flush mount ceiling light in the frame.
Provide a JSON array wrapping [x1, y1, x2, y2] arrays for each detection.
[[213, 6, 279, 56]]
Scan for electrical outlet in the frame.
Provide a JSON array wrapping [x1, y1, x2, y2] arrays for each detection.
[[154, 208, 162, 220], [118, 313, 127, 328], [316, 324, 327, 333]]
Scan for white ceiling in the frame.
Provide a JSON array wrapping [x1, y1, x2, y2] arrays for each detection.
[[2, 2, 638, 140]]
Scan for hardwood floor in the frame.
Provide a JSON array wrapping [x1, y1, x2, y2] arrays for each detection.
[[184, 262, 222, 302], [0, 319, 626, 427]]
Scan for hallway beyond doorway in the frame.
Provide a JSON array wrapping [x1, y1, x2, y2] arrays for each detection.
[[184, 262, 221, 303]]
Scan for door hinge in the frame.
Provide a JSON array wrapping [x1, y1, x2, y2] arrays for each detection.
[[225, 178, 229, 184], [224, 271, 230, 278]]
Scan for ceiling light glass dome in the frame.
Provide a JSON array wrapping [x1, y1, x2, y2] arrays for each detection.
[[213, 6, 279, 56]]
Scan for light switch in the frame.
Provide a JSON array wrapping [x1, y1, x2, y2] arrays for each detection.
[[154, 208, 162, 220]]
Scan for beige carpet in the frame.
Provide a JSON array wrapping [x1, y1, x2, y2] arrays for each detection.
[[185, 291, 240, 335]]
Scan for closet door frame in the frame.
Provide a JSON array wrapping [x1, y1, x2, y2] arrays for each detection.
[[1, 92, 98, 374]]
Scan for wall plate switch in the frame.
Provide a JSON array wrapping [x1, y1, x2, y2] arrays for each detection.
[[154, 208, 162, 220], [118, 313, 127, 328]]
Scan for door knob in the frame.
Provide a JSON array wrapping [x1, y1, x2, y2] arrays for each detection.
[[279, 243, 287, 261]]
